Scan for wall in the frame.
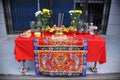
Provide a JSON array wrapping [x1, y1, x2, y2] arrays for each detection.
[[106, 0, 120, 35], [0, 0, 6, 35]]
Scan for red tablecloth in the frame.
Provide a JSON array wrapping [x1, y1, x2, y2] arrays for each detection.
[[14, 32, 106, 64]]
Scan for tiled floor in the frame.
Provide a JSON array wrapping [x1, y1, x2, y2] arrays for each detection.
[[0, 35, 120, 75]]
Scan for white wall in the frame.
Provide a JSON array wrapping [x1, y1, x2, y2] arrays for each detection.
[[106, 0, 120, 35], [0, 0, 7, 35]]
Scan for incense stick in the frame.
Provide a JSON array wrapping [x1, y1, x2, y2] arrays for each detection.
[[61, 13, 64, 27], [58, 13, 61, 27]]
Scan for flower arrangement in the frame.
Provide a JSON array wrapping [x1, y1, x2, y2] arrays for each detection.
[[35, 8, 51, 30], [69, 10, 88, 32], [34, 9, 88, 34], [69, 10, 82, 29]]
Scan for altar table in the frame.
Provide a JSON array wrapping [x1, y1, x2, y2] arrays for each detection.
[[14, 32, 106, 64]]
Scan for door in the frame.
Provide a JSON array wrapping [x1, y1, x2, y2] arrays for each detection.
[[3, 0, 74, 34]]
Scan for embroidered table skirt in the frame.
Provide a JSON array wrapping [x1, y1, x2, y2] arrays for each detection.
[[34, 38, 88, 76]]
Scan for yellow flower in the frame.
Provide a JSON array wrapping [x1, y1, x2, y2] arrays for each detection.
[[42, 8, 50, 14], [74, 10, 82, 14]]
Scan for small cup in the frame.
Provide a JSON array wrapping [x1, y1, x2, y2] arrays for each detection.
[[34, 32, 41, 37]]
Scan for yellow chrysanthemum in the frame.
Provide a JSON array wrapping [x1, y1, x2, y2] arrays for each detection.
[[74, 10, 82, 14], [42, 8, 50, 14]]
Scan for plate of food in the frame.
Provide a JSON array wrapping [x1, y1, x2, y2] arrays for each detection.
[[20, 30, 31, 38]]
